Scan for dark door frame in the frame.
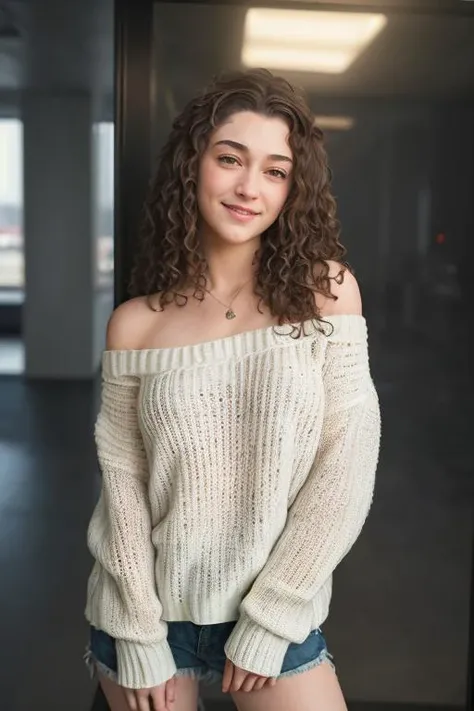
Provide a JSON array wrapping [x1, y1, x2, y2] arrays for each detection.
[[113, 0, 154, 307]]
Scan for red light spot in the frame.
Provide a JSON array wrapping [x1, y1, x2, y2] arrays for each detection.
[[435, 233, 446, 245]]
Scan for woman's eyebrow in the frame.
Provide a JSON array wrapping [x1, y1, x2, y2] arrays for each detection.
[[214, 139, 293, 164]]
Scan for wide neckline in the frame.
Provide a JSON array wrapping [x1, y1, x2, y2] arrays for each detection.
[[101, 314, 367, 378], [104, 314, 364, 357]]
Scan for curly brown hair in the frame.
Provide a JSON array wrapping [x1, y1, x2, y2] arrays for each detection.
[[129, 68, 348, 325]]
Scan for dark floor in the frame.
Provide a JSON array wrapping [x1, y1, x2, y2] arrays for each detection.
[[0, 325, 472, 711]]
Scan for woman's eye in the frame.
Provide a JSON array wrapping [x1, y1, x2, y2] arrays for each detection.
[[268, 168, 287, 179], [218, 155, 239, 166]]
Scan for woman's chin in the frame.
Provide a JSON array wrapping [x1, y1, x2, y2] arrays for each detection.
[[205, 227, 262, 248]]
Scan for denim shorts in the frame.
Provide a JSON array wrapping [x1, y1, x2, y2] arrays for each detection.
[[84, 621, 334, 687]]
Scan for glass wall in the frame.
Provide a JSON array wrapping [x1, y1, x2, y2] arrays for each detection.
[[117, 1, 474, 706]]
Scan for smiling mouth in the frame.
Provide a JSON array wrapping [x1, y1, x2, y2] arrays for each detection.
[[222, 203, 260, 216]]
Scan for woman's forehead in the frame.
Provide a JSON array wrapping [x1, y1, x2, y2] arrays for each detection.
[[210, 111, 292, 158]]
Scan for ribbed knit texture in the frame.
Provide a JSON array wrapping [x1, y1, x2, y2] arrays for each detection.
[[85, 314, 380, 688]]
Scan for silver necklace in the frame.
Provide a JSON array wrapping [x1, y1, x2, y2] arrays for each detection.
[[204, 278, 253, 320]]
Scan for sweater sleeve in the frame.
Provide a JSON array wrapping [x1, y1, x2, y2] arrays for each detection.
[[224, 322, 381, 677], [84, 370, 177, 689]]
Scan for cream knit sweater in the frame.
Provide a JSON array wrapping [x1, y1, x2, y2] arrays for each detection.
[[85, 314, 380, 689]]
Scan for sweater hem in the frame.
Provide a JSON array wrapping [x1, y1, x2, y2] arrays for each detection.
[[160, 600, 240, 625]]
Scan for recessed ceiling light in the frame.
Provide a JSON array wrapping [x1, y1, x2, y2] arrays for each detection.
[[315, 115, 355, 131], [242, 9, 387, 74]]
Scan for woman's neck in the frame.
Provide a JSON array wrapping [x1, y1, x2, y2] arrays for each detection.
[[195, 242, 260, 297]]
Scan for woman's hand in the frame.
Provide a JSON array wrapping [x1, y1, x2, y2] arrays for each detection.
[[124, 677, 176, 711], [222, 659, 277, 693]]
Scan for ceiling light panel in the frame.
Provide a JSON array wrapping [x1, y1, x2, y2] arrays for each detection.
[[242, 9, 387, 74]]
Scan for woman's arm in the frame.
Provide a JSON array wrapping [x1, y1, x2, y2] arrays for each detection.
[[85, 304, 177, 689], [224, 272, 381, 677]]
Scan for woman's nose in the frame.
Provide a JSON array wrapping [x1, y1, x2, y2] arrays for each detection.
[[236, 170, 260, 199]]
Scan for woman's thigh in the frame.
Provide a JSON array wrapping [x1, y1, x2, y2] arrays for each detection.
[[231, 661, 347, 711], [98, 672, 200, 711]]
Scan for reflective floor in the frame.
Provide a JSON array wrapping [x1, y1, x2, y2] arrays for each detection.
[[0, 324, 472, 711]]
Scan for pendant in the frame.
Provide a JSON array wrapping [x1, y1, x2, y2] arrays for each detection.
[[226, 309, 236, 320]]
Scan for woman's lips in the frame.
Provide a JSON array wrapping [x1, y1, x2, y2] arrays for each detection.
[[222, 203, 260, 222]]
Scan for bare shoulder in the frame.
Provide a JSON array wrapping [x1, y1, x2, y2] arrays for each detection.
[[317, 260, 362, 317], [106, 295, 158, 350]]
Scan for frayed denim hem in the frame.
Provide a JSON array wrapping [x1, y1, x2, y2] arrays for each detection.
[[83, 646, 118, 683], [83, 645, 222, 688], [279, 648, 335, 679], [175, 667, 223, 686], [83, 644, 335, 688]]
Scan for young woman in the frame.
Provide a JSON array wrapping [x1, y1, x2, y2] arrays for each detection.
[[84, 68, 381, 711]]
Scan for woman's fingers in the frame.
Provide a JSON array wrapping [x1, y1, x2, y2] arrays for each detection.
[[230, 664, 249, 692], [123, 683, 175, 711], [241, 673, 261, 692], [149, 683, 171, 711], [253, 676, 268, 691], [222, 658, 234, 693], [223, 660, 277, 694], [124, 688, 137, 711], [137, 689, 156, 711]]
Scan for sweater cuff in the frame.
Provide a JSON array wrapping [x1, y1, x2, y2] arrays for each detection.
[[116, 638, 177, 689], [224, 614, 290, 678]]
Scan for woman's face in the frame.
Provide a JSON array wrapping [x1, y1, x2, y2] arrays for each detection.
[[197, 111, 293, 248]]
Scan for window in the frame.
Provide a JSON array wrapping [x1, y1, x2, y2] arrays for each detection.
[[94, 121, 114, 288], [0, 119, 23, 294]]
